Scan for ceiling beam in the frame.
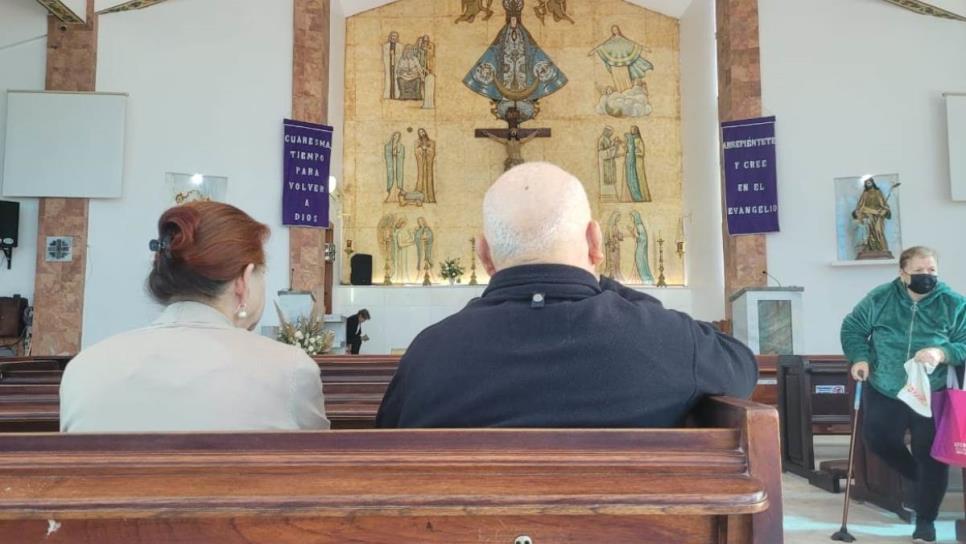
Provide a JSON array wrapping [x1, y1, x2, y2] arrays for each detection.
[[34, 0, 85, 23], [95, 0, 170, 15], [881, 0, 966, 21]]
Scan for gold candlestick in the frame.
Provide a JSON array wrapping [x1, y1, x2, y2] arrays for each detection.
[[422, 261, 431, 286], [469, 237, 479, 285], [656, 233, 667, 288], [675, 216, 686, 260], [382, 234, 393, 285]]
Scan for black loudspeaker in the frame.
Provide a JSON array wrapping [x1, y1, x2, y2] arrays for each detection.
[[350, 254, 373, 286], [0, 201, 19, 248]]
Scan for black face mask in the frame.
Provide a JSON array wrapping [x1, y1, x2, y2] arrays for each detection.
[[907, 273, 938, 295]]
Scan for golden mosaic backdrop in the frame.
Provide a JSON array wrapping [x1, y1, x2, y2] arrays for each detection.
[[342, 0, 684, 285]]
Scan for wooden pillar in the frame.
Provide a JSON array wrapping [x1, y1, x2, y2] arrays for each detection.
[[31, 0, 97, 355], [716, 0, 768, 312], [289, 0, 331, 300]]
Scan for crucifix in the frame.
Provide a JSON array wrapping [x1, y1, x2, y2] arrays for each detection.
[[474, 106, 551, 171]]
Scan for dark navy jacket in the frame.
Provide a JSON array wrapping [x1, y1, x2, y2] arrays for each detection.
[[376, 264, 758, 428]]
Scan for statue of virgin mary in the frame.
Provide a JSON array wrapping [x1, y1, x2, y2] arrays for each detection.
[[463, 0, 568, 122]]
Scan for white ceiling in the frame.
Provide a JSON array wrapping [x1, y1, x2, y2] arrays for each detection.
[[340, 0, 696, 19], [0, 0, 48, 50]]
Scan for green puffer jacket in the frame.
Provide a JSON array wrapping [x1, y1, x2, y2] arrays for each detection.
[[841, 278, 966, 398]]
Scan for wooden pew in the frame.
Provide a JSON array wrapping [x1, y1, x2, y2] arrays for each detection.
[[0, 355, 400, 431], [0, 382, 387, 432], [777, 355, 852, 490], [0, 396, 782, 544], [753, 355, 777, 406], [775, 355, 924, 522], [0, 353, 780, 432]]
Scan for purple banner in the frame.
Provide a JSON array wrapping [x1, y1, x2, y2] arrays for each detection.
[[283, 119, 333, 228], [722, 116, 779, 235]]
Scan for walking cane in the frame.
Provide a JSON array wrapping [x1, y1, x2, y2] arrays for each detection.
[[831, 380, 864, 542]]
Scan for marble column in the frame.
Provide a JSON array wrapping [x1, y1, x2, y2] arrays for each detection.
[[716, 0, 768, 310], [31, 0, 97, 355], [289, 0, 331, 297]]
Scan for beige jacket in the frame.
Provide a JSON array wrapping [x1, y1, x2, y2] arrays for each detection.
[[60, 301, 330, 432]]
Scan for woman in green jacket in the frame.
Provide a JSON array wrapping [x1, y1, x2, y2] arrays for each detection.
[[841, 246, 966, 544]]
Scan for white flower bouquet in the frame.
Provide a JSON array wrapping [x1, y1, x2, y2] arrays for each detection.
[[274, 294, 335, 356]]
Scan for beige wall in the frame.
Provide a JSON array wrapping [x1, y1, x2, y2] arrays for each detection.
[[343, 0, 684, 285]]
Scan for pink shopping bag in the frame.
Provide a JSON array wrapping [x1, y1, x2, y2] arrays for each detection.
[[931, 370, 966, 467]]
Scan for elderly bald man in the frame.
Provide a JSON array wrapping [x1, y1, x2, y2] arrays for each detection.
[[376, 163, 757, 428]]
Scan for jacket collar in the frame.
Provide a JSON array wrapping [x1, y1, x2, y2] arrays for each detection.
[[153, 301, 236, 329], [482, 264, 602, 301], [892, 277, 949, 305]]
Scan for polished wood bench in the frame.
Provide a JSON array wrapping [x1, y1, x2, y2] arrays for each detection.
[[0, 354, 779, 432], [0, 396, 782, 544]]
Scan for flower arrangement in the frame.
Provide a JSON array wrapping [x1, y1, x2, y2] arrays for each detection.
[[274, 295, 335, 356], [439, 258, 465, 284]]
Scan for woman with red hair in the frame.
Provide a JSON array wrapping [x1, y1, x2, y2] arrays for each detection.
[[60, 202, 329, 432]]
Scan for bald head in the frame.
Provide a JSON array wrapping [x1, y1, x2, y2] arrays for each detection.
[[479, 162, 604, 275]]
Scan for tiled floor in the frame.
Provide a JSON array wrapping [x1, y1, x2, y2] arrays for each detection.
[[783, 436, 962, 543]]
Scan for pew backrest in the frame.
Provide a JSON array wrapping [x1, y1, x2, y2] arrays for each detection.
[[0, 396, 782, 544]]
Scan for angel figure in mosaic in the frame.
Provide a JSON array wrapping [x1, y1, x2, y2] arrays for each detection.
[[628, 211, 654, 284], [395, 217, 418, 283], [384, 132, 405, 203], [589, 26, 654, 93], [456, 0, 495, 23], [533, 0, 574, 24], [603, 211, 626, 281]]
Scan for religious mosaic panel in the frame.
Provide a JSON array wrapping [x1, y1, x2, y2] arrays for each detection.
[[343, 0, 684, 285]]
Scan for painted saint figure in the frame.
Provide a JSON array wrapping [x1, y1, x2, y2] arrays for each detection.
[[382, 32, 401, 99], [455, 0, 495, 23], [624, 126, 651, 202], [396, 44, 426, 101], [597, 127, 624, 202], [604, 211, 626, 281], [415, 35, 436, 109], [629, 211, 654, 284], [533, 0, 574, 24], [392, 217, 415, 283], [483, 127, 540, 171], [589, 26, 654, 93], [384, 132, 405, 203], [414, 129, 437, 203], [851, 177, 893, 257], [463, 0, 568, 124], [414, 217, 434, 278]]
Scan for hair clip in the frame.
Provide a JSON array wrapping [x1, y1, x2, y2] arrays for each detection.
[[149, 238, 170, 253]]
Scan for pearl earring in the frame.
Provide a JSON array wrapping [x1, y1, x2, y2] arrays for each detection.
[[236, 305, 249, 320]]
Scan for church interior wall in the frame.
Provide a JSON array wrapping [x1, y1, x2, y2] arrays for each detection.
[[759, 0, 966, 354], [79, 0, 297, 347], [7, 0, 962, 357], [341, 0, 687, 288], [679, 0, 725, 321], [0, 0, 47, 307]]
